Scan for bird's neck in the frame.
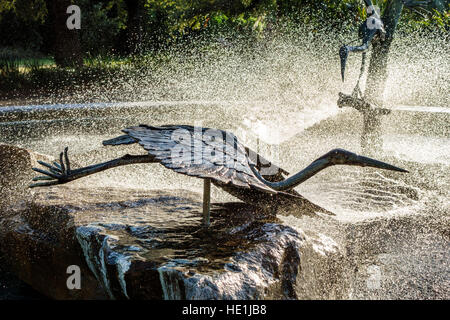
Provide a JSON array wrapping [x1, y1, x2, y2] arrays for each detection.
[[252, 158, 330, 192]]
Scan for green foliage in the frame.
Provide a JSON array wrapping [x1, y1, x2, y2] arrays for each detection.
[[0, 0, 16, 14], [0, 1, 46, 52], [0, 54, 21, 79], [78, 0, 125, 56], [0, 47, 50, 91], [145, 0, 281, 38], [0, 0, 47, 23], [0, 0, 447, 56], [400, 4, 450, 32], [0, 0, 448, 97], [430, 8, 450, 28]]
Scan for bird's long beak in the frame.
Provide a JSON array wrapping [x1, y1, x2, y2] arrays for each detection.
[[339, 46, 349, 82], [352, 154, 408, 173]]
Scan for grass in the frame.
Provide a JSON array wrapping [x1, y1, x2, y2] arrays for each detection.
[[0, 49, 158, 103]]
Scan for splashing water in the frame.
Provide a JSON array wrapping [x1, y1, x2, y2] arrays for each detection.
[[0, 26, 448, 300]]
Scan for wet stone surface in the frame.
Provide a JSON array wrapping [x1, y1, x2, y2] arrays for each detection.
[[1, 185, 346, 300]]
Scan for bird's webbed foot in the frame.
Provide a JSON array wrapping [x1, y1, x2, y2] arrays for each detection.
[[30, 147, 73, 188]]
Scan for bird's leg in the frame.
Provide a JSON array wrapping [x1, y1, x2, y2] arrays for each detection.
[[250, 149, 408, 192], [30, 147, 157, 188], [338, 50, 391, 116], [352, 51, 367, 99], [202, 179, 211, 227]]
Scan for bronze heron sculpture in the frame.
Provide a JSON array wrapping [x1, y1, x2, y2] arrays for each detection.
[[30, 124, 407, 225]]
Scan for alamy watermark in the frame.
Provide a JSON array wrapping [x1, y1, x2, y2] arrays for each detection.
[[366, 265, 382, 290], [168, 123, 281, 176], [66, 5, 81, 30], [66, 265, 81, 289]]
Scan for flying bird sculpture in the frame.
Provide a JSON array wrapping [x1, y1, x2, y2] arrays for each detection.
[[30, 125, 408, 226]]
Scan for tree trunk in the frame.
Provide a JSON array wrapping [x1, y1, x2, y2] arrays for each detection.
[[361, 0, 404, 154], [51, 0, 83, 68], [124, 0, 145, 54]]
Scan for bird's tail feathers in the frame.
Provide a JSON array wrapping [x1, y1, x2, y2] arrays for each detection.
[[102, 134, 137, 146]]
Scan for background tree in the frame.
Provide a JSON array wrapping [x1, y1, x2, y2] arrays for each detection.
[[0, 0, 447, 63], [49, 0, 83, 67]]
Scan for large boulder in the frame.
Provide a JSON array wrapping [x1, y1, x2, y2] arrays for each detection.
[[0, 144, 34, 211], [0, 186, 350, 300]]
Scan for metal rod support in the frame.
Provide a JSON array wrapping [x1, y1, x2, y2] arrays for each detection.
[[202, 179, 211, 227]]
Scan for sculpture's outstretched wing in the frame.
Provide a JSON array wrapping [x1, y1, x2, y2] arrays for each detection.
[[103, 131, 290, 181], [122, 125, 279, 193]]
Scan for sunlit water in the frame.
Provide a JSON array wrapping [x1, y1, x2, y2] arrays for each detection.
[[1, 101, 448, 217], [1, 99, 449, 299], [0, 28, 448, 299]]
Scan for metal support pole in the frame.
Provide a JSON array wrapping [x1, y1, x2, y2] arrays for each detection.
[[202, 179, 211, 227]]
